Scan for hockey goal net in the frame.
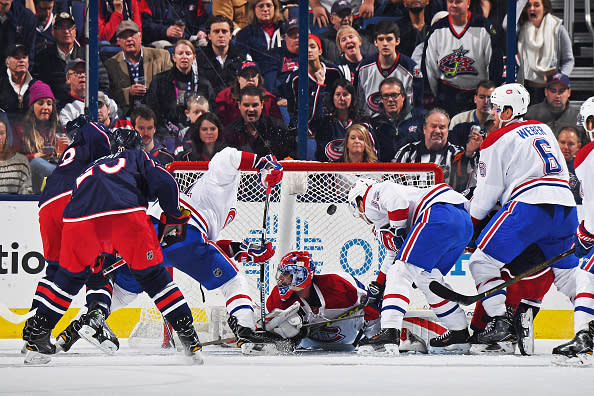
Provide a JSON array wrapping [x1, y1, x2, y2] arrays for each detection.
[[128, 161, 444, 346]]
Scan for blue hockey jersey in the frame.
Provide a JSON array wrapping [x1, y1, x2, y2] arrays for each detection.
[[39, 122, 111, 208], [63, 149, 181, 221]]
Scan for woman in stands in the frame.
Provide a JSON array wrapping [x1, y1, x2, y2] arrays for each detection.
[[176, 112, 227, 161], [234, 0, 285, 92], [145, 39, 215, 138], [517, 0, 574, 103], [340, 123, 377, 163], [0, 117, 32, 194], [215, 60, 282, 126], [335, 26, 366, 83], [16, 81, 68, 194]]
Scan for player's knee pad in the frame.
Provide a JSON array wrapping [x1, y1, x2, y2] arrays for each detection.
[[468, 248, 506, 285], [552, 266, 578, 299]]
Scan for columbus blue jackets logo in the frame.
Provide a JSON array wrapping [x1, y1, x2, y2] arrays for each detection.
[[367, 92, 383, 113], [439, 46, 477, 77]]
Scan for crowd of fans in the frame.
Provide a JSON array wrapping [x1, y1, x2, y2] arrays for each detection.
[[0, 0, 587, 200]]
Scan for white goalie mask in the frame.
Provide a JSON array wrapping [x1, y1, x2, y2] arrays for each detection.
[[578, 96, 594, 141], [347, 178, 376, 222], [488, 83, 530, 124]]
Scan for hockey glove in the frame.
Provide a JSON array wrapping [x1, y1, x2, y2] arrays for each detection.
[[363, 280, 385, 321], [574, 221, 594, 258], [158, 208, 191, 249], [263, 301, 304, 338], [377, 227, 406, 252], [235, 240, 275, 263], [255, 155, 283, 190]]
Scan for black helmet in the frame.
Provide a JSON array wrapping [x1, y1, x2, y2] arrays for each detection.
[[110, 128, 144, 153], [65, 114, 91, 137]]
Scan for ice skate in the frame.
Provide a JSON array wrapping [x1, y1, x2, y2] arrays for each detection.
[[56, 318, 82, 353], [175, 314, 204, 365], [552, 330, 593, 366], [23, 314, 56, 364], [474, 314, 515, 344], [228, 315, 290, 355], [429, 328, 470, 354], [78, 305, 119, 354], [357, 328, 400, 356], [513, 307, 534, 356]]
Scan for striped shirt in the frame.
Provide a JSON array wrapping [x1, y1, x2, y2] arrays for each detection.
[[0, 153, 32, 194]]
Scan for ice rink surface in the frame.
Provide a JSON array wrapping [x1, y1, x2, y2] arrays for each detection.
[[1, 338, 593, 395]]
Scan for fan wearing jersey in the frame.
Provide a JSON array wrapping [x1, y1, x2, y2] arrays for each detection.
[[22, 128, 204, 365], [466, 83, 580, 351], [349, 178, 473, 355], [552, 96, 594, 365]]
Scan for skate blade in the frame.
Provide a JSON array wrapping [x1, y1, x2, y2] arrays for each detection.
[[552, 353, 593, 367], [469, 342, 514, 355], [428, 343, 470, 355], [241, 343, 281, 356], [185, 349, 205, 365], [356, 344, 400, 356], [78, 325, 117, 354], [24, 349, 51, 365]]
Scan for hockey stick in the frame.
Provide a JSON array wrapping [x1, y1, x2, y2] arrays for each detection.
[[259, 186, 272, 331], [0, 303, 36, 324], [429, 247, 576, 305], [201, 336, 237, 346]]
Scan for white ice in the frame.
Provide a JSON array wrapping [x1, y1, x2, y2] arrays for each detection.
[[1, 339, 593, 395]]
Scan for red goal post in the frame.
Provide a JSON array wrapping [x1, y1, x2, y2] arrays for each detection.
[[128, 161, 444, 346]]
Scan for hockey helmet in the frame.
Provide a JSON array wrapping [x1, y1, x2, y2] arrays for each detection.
[[65, 114, 91, 137], [489, 83, 530, 119], [276, 251, 315, 301], [578, 96, 594, 141], [347, 178, 376, 218], [110, 128, 144, 153]]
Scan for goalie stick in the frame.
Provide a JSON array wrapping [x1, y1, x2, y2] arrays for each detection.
[[259, 185, 272, 331], [0, 303, 36, 324], [429, 247, 576, 305]]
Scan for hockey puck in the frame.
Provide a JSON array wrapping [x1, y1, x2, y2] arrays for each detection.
[[327, 204, 337, 215]]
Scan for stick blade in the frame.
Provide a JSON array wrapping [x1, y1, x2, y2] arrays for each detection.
[[0, 303, 36, 324], [428, 281, 480, 306]]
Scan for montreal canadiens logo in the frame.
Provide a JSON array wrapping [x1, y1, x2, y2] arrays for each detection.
[[223, 208, 237, 228], [439, 46, 477, 77]]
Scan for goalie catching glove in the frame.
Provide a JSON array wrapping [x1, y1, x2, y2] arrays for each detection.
[[574, 221, 594, 258], [255, 154, 283, 190], [158, 208, 191, 248]]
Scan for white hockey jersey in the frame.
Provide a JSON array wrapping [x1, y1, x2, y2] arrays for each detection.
[[148, 147, 257, 241], [361, 181, 469, 230], [470, 120, 576, 221], [575, 141, 594, 231]]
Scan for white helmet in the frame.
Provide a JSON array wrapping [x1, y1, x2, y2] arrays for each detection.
[[578, 96, 594, 141], [347, 178, 376, 218], [489, 83, 530, 119]]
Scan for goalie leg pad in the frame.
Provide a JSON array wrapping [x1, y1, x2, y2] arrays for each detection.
[[263, 301, 303, 339]]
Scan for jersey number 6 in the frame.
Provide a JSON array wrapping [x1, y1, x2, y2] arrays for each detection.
[[532, 138, 562, 175]]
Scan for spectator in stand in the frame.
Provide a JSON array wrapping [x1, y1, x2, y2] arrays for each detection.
[[33, 12, 110, 106], [33, 0, 58, 53], [422, 0, 503, 117], [58, 60, 119, 126], [145, 39, 215, 140], [311, 78, 367, 161], [215, 60, 282, 127], [393, 108, 480, 190], [339, 123, 377, 163], [0, 0, 36, 64], [318, 0, 376, 64], [469, 0, 507, 50], [98, 0, 142, 43], [396, 0, 432, 58], [287, 34, 344, 159], [234, 0, 285, 92], [370, 77, 423, 162], [0, 117, 32, 194], [196, 15, 249, 96], [0, 44, 34, 127], [96, 91, 133, 130], [104, 20, 172, 116], [557, 126, 582, 204], [309, 0, 375, 28], [131, 105, 175, 165], [524, 73, 585, 141], [175, 94, 209, 154], [357, 19, 424, 118], [449, 80, 495, 147], [517, 0, 573, 104], [212, 0, 248, 32], [177, 112, 227, 161], [223, 86, 295, 159], [269, 18, 299, 102], [140, 0, 208, 47], [16, 81, 67, 193], [335, 26, 366, 83]]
